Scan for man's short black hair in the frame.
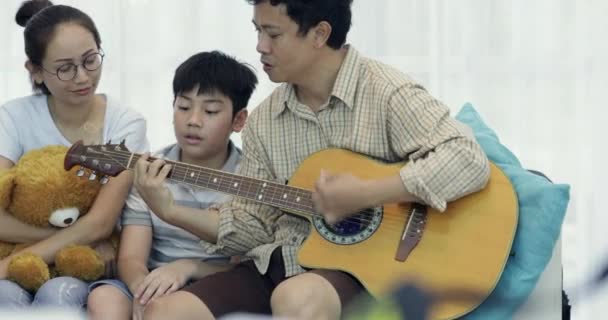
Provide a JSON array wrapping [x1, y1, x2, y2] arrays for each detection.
[[247, 0, 353, 49], [173, 51, 258, 116]]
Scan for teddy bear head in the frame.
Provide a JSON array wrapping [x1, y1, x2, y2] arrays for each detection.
[[0, 145, 101, 228]]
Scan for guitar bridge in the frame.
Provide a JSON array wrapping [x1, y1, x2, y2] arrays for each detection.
[[395, 204, 427, 262]]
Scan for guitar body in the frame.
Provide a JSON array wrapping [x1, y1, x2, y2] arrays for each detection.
[[289, 149, 518, 319]]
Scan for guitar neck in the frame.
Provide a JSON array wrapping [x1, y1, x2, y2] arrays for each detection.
[[125, 153, 315, 216]]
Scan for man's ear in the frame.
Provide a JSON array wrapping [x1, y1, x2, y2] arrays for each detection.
[[232, 109, 248, 132], [312, 21, 332, 48], [25, 61, 43, 85]]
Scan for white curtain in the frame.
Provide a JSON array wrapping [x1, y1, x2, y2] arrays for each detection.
[[1, 0, 606, 318]]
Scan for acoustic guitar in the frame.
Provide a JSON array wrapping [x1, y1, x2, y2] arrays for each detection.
[[65, 140, 518, 319]]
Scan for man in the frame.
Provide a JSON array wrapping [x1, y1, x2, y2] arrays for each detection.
[[142, 1, 490, 319]]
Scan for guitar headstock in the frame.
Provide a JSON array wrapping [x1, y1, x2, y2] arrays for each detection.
[[65, 140, 132, 179]]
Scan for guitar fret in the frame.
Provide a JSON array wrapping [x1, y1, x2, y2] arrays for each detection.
[[173, 164, 309, 213], [244, 178, 258, 201], [194, 170, 200, 185]]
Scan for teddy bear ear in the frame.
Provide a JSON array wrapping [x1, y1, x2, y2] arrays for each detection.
[[0, 170, 16, 209]]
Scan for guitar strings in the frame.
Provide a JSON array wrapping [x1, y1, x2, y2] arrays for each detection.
[[69, 150, 423, 229], [68, 150, 421, 230], [68, 151, 418, 234]]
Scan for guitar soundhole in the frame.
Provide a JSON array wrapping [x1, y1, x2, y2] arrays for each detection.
[[325, 215, 369, 236], [313, 207, 383, 245]]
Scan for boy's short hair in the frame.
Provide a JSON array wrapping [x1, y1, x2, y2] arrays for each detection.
[[173, 51, 258, 116], [246, 0, 353, 49]]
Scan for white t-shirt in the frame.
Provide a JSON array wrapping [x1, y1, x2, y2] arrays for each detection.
[[0, 94, 149, 163]]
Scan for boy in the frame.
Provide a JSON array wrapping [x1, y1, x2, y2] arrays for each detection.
[[86, 51, 257, 320]]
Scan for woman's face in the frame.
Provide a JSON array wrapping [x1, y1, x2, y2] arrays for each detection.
[[31, 23, 102, 106]]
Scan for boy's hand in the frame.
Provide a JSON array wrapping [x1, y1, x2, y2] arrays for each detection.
[[133, 259, 194, 305], [134, 154, 175, 222], [132, 299, 146, 320]]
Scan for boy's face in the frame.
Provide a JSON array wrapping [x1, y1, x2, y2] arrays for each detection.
[[173, 85, 246, 165], [253, 2, 319, 83]]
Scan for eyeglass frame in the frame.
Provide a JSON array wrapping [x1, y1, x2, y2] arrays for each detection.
[[39, 50, 105, 81]]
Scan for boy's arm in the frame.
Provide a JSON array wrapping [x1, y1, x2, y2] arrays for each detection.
[[117, 224, 152, 293], [161, 205, 219, 244], [115, 188, 154, 293], [131, 154, 220, 244], [145, 122, 282, 257]]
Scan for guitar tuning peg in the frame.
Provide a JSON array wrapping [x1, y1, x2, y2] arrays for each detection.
[[100, 176, 109, 185], [77, 167, 85, 177], [88, 171, 97, 181]]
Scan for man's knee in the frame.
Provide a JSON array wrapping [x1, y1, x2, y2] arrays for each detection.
[[271, 278, 309, 312], [271, 273, 340, 318], [33, 276, 88, 307]]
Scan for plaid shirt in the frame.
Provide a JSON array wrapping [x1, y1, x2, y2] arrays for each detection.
[[201, 46, 490, 276]]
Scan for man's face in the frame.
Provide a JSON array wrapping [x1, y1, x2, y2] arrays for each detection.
[[253, 2, 318, 83]]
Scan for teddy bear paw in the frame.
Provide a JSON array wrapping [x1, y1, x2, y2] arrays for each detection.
[[55, 245, 105, 281], [8, 253, 50, 292]]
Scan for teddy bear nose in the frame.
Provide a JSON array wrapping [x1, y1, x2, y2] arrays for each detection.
[[64, 218, 74, 225]]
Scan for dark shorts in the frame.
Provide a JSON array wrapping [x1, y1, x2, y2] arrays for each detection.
[[182, 247, 369, 318]]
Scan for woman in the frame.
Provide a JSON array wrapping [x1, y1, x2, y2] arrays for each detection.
[[0, 0, 148, 309]]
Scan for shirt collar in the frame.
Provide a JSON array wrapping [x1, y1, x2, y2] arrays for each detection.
[[272, 45, 362, 118]]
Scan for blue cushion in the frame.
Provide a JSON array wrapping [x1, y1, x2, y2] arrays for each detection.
[[456, 103, 570, 319]]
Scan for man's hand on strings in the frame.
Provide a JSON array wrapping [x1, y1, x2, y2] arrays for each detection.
[[312, 170, 372, 224]]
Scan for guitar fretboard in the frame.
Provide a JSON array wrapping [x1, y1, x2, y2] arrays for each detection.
[[123, 153, 315, 216]]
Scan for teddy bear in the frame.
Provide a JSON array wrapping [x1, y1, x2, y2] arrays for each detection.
[[0, 145, 111, 292]]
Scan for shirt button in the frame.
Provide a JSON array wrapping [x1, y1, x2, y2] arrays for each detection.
[[291, 236, 298, 243]]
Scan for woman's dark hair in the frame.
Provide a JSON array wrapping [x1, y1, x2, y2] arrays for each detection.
[[15, 0, 102, 94]]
